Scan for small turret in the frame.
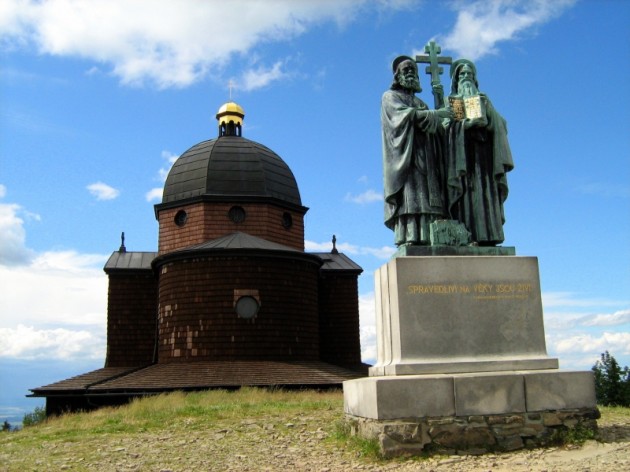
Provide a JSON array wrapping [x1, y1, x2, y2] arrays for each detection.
[[216, 101, 245, 137]]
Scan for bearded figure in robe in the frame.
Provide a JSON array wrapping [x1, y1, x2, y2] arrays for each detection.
[[381, 56, 453, 246], [444, 59, 514, 246]]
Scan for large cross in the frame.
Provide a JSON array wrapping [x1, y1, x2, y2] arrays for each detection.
[[416, 40, 452, 109]]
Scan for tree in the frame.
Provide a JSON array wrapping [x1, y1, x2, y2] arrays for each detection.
[[2, 420, 11, 432], [592, 351, 630, 407]]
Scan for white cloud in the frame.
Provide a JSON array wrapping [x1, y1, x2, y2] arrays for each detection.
[[357, 245, 396, 259], [240, 61, 289, 91], [345, 189, 383, 204], [87, 181, 120, 200], [30, 250, 107, 274], [0, 251, 108, 330], [543, 312, 581, 331], [0, 250, 107, 361], [552, 332, 630, 357], [305, 240, 336, 252], [0, 202, 37, 266], [158, 150, 179, 182], [305, 239, 395, 260], [541, 292, 630, 368], [442, 0, 576, 61], [542, 294, 630, 329], [580, 309, 630, 328], [145, 188, 163, 202], [0, 324, 105, 360], [85, 65, 100, 76], [0, 0, 400, 89], [0, 196, 107, 361], [360, 324, 377, 364], [147, 150, 178, 202], [359, 291, 377, 363], [0, 0, 32, 46]]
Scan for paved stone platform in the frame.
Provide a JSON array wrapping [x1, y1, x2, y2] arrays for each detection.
[[344, 370, 596, 420]]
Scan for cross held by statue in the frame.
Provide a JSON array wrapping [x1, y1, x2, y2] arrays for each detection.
[[415, 40, 452, 109]]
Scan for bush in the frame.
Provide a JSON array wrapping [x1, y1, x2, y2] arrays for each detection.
[[22, 406, 47, 427], [592, 351, 630, 407]]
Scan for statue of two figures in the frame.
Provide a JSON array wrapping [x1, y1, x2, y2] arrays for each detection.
[[382, 41, 514, 247]]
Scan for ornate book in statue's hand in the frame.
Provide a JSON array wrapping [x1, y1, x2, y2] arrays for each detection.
[[449, 95, 485, 121]]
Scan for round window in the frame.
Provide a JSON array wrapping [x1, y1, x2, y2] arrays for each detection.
[[282, 212, 293, 229], [228, 206, 246, 224], [235, 296, 260, 319], [174, 210, 188, 227]]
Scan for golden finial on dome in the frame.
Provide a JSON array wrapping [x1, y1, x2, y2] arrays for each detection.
[[216, 101, 244, 137], [216, 80, 245, 137]]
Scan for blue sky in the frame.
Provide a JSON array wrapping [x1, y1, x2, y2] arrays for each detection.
[[1, 0, 629, 424]]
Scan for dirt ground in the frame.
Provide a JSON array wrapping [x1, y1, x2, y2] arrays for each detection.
[[2, 406, 628, 471]]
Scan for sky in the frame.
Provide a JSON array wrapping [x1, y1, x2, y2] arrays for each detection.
[[1, 0, 629, 425]]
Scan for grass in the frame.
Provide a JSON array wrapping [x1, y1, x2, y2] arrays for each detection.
[[545, 405, 630, 447], [550, 423, 597, 446], [599, 405, 630, 423], [1, 391, 629, 471], [0, 388, 350, 471], [329, 418, 383, 460], [22, 388, 342, 437]]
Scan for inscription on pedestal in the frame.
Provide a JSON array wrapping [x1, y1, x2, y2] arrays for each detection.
[[371, 256, 559, 376], [408, 281, 534, 299]]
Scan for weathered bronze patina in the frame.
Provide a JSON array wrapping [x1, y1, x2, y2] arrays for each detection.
[[443, 59, 514, 246], [381, 56, 453, 246], [382, 42, 513, 247]]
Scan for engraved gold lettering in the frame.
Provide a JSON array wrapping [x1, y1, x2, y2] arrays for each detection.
[[496, 284, 515, 293], [407, 281, 533, 298], [474, 283, 493, 293]]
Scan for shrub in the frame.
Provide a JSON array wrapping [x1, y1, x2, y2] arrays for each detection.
[[22, 406, 47, 427]]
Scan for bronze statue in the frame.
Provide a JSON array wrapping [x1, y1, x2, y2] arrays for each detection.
[[381, 56, 452, 246], [443, 59, 514, 246]]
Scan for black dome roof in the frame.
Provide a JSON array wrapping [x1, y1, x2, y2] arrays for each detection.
[[161, 136, 302, 207]]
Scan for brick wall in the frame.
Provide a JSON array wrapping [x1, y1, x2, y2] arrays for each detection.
[[157, 202, 206, 254], [158, 201, 305, 254], [105, 271, 158, 367], [318, 273, 362, 368], [157, 254, 320, 362]]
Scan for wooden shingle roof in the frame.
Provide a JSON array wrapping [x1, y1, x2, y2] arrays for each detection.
[[31, 361, 364, 396], [29, 366, 143, 393]]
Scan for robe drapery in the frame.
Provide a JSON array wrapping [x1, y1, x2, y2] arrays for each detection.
[[445, 94, 514, 245], [381, 89, 447, 245]]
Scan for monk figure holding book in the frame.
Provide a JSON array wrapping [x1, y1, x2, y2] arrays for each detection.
[[444, 59, 514, 246]]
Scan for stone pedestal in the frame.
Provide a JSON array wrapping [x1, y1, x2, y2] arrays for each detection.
[[343, 256, 598, 456], [371, 256, 557, 376]]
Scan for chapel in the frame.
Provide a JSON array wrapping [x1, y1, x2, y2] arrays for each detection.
[[31, 102, 365, 414]]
